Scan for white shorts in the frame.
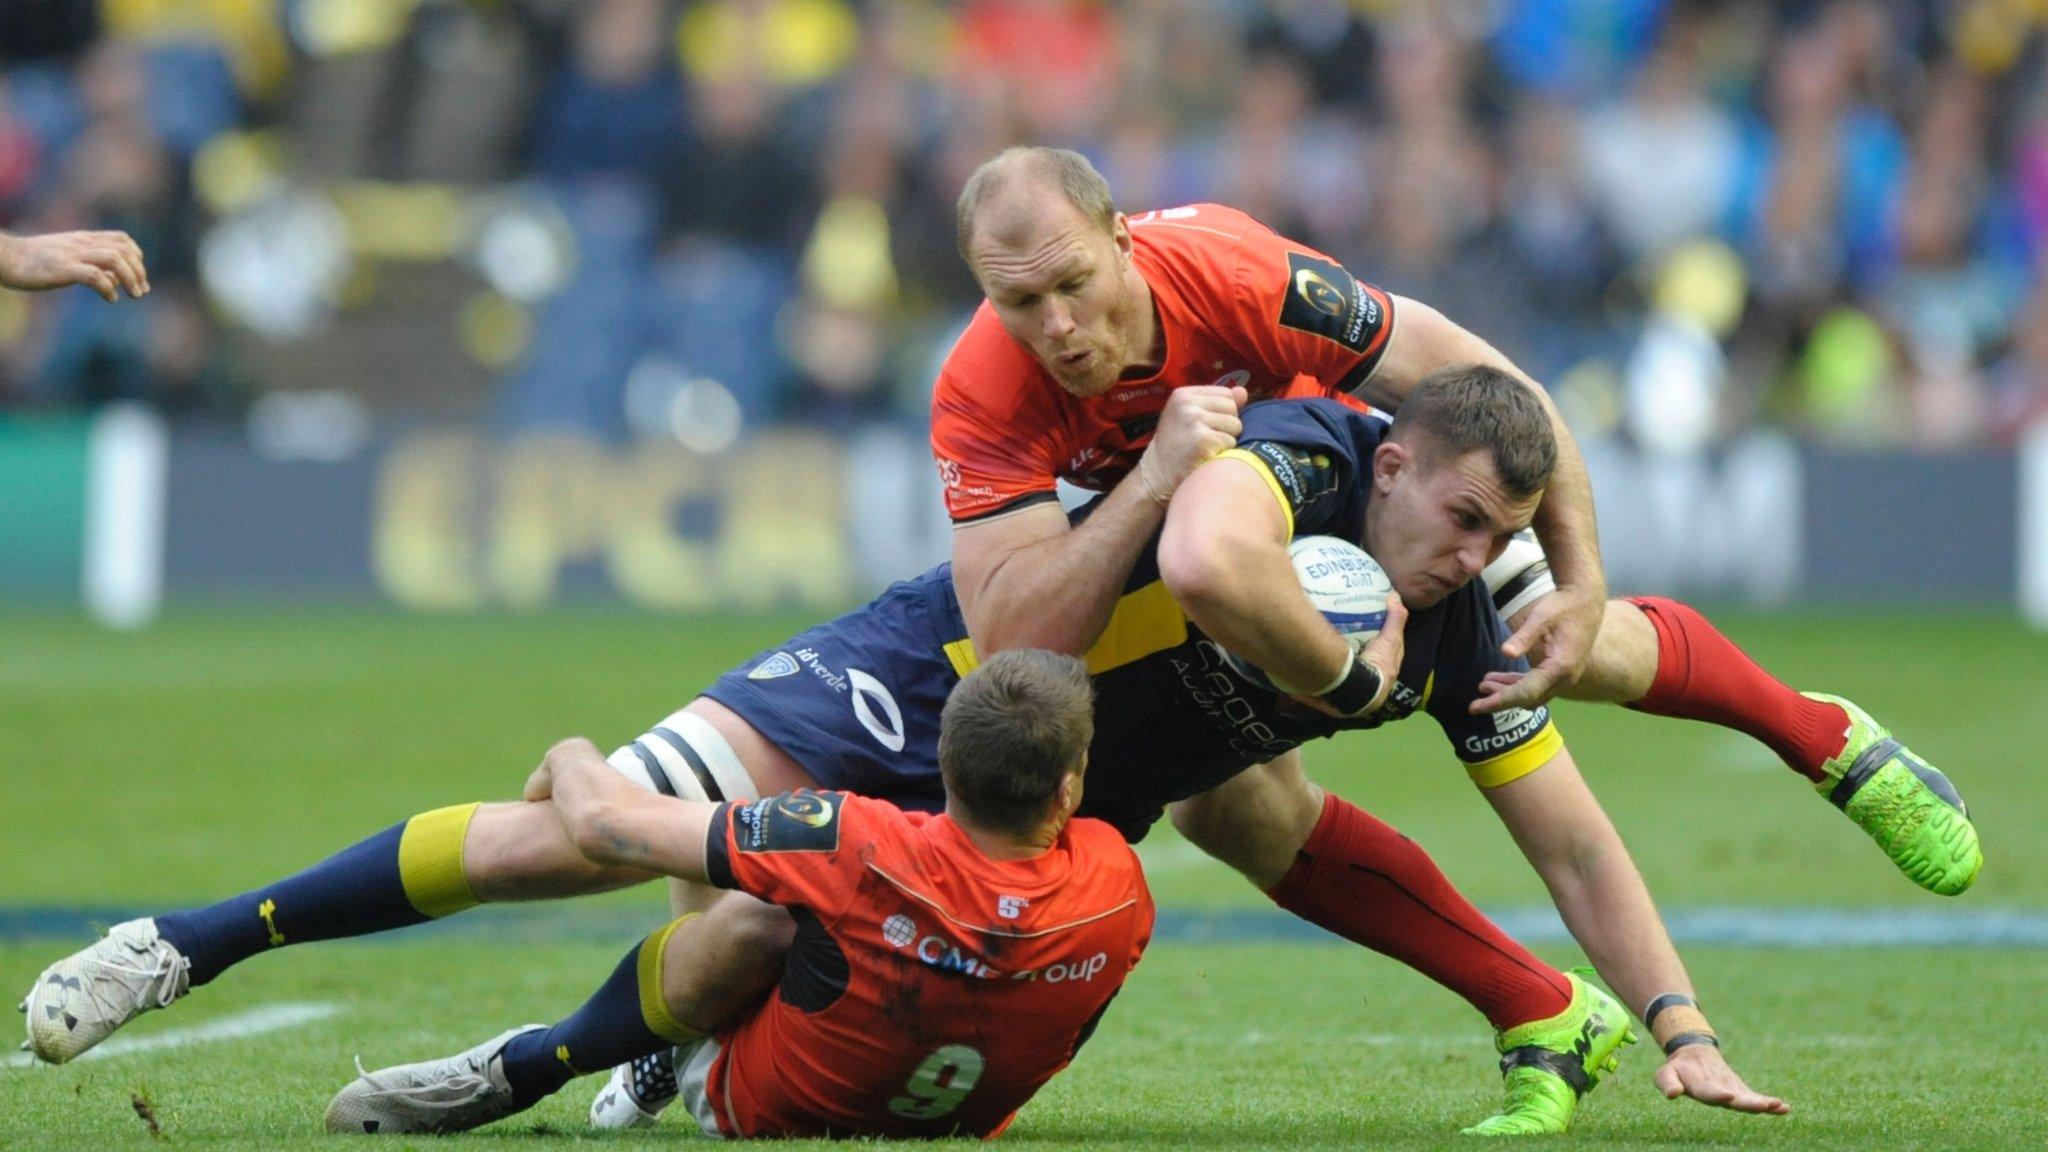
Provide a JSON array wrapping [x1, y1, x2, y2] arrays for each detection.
[[675, 1036, 728, 1138]]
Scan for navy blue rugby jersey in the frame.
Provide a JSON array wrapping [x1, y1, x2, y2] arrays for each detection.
[[931, 397, 1563, 839]]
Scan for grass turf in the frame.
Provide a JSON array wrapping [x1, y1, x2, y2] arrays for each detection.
[[3, 940, 2043, 1150], [3, 606, 2045, 1148]]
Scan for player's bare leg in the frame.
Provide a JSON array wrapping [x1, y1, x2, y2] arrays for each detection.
[[1550, 598, 1657, 704], [1167, 751, 1323, 888], [1171, 755, 1627, 1134]]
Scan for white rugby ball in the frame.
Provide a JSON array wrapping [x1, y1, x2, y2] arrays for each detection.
[[1222, 536, 1392, 694]]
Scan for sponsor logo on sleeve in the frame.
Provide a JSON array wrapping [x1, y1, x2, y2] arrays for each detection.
[[1278, 251, 1380, 352], [733, 791, 844, 854], [748, 651, 800, 681], [1242, 440, 1339, 515], [1462, 705, 1549, 757]]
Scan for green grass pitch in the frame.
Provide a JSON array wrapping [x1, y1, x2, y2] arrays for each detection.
[[2, 606, 2045, 1149]]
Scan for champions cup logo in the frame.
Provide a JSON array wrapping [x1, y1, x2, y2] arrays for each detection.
[[1293, 268, 1346, 318], [777, 793, 835, 828]]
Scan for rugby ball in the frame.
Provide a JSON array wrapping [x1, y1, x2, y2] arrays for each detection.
[[1222, 536, 1392, 693]]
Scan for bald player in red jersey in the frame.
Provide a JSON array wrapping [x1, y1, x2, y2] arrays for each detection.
[[326, 650, 1152, 1140], [932, 201, 1391, 521]]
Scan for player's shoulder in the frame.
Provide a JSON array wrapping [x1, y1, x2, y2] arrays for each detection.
[[1128, 204, 1279, 297], [1126, 202, 1271, 247], [933, 303, 1054, 417], [1240, 395, 1386, 446], [1060, 816, 1147, 886]]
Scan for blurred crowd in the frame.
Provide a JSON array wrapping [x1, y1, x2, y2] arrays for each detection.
[[4, 0, 2048, 450]]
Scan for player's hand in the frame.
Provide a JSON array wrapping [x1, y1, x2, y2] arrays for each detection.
[[1483, 581, 1604, 711], [1654, 1044, 1789, 1115], [1357, 590, 1406, 705], [0, 230, 149, 302], [523, 757, 556, 802], [1132, 384, 1248, 504]]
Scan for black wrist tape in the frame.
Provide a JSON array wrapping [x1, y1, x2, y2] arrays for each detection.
[[1643, 993, 1696, 1030]]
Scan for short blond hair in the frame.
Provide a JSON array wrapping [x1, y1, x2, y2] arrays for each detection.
[[955, 146, 1117, 266]]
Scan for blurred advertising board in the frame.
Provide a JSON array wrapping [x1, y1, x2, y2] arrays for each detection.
[[1, 412, 2041, 625]]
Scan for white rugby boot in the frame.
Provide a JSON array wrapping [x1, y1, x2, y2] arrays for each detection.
[[21, 918, 190, 1064], [589, 1047, 680, 1129], [325, 1025, 544, 1135]]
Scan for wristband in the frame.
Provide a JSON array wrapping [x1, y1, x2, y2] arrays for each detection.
[[1642, 993, 1696, 1031], [1318, 656, 1384, 717], [1662, 1031, 1720, 1056]]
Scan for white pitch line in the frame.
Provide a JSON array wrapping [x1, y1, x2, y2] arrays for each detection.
[[5, 1002, 341, 1070]]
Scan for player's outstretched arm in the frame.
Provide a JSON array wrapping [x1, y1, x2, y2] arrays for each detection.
[[954, 384, 1246, 656], [1482, 748, 1789, 1117], [1360, 297, 1604, 708], [0, 230, 149, 301], [525, 738, 717, 883]]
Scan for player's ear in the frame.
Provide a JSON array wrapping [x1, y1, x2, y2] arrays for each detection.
[[1056, 760, 1086, 814], [1372, 441, 1407, 494], [1110, 214, 1133, 262]]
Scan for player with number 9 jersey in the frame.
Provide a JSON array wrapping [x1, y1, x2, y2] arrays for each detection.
[[695, 790, 1152, 1138]]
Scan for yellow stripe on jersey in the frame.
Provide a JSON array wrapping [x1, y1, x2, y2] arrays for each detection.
[[1215, 448, 1294, 537], [397, 802, 481, 918], [1465, 720, 1563, 789], [943, 580, 1189, 679]]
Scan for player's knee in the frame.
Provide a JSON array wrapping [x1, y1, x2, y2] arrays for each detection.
[[1556, 598, 1659, 703], [1171, 766, 1322, 888], [664, 897, 794, 1032]]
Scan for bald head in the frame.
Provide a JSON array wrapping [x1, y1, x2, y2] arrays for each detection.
[[956, 147, 1117, 269]]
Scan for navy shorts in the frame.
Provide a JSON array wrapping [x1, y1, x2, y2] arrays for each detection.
[[702, 577, 959, 814]]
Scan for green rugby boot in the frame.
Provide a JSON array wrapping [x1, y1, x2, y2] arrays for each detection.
[[1461, 970, 1635, 1137], [1807, 693, 1980, 896]]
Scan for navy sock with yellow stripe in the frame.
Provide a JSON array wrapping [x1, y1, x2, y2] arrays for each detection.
[[499, 916, 700, 1108], [155, 804, 482, 986]]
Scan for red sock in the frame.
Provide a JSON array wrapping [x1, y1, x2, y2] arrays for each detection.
[[1267, 794, 1572, 1031], [1626, 596, 1849, 782]]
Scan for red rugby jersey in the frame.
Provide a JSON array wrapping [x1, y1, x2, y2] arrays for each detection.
[[930, 203, 1394, 522], [702, 792, 1154, 1139]]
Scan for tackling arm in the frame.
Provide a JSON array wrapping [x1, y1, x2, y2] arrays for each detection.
[[1482, 750, 1789, 1115], [954, 481, 1171, 657], [954, 384, 1247, 656], [1361, 298, 1604, 703], [524, 738, 717, 883]]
